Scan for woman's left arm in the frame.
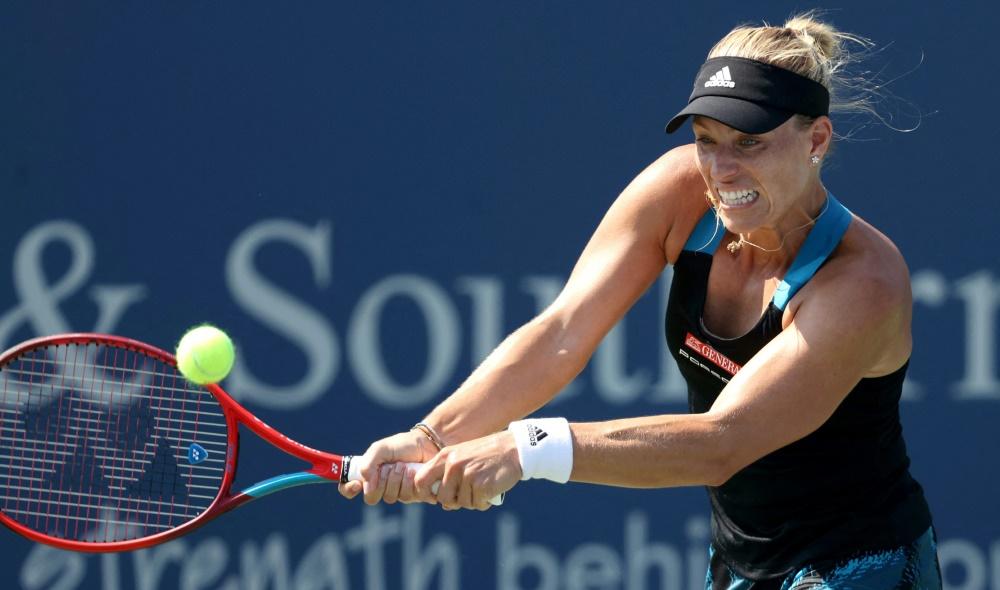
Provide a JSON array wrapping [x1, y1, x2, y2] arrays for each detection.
[[571, 263, 911, 488]]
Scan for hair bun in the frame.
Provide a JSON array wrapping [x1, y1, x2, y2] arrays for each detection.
[[784, 14, 842, 63]]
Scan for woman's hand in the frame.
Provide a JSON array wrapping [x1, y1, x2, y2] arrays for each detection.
[[337, 430, 440, 505], [414, 430, 522, 511]]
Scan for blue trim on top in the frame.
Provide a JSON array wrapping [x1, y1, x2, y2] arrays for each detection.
[[683, 208, 725, 253], [771, 194, 853, 310], [241, 472, 328, 498]]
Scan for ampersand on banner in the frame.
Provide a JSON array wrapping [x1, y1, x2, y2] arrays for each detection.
[[0, 220, 147, 349], [0, 221, 150, 406]]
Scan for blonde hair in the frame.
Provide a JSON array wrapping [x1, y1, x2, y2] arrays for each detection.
[[708, 11, 881, 127]]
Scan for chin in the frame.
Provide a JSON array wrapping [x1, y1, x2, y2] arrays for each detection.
[[717, 212, 760, 235]]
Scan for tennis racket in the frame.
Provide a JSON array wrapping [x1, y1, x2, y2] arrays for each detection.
[[0, 333, 501, 553]]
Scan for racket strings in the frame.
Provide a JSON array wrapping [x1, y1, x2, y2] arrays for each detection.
[[1, 359, 223, 403], [0, 342, 228, 543]]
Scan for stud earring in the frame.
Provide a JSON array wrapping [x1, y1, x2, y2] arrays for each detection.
[[810, 155, 821, 166]]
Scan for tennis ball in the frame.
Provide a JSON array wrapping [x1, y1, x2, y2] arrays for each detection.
[[176, 325, 235, 385]]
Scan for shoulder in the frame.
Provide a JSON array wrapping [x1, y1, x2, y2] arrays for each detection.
[[613, 144, 711, 264], [823, 213, 910, 309], [787, 212, 913, 374]]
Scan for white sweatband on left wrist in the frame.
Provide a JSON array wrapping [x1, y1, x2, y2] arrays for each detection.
[[508, 417, 574, 483]]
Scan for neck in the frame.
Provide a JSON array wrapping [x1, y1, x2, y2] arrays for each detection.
[[728, 184, 829, 266]]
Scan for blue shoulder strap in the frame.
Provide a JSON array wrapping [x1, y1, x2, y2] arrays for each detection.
[[771, 193, 853, 310], [682, 208, 726, 253]]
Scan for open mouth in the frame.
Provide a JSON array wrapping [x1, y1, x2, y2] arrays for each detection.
[[717, 188, 759, 207]]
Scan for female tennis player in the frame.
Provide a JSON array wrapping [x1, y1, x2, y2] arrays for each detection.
[[341, 13, 941, 588]]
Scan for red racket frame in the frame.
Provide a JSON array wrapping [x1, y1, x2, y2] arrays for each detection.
[[0, 333, 348, 552]]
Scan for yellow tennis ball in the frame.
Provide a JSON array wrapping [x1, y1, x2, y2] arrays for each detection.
[[176, 325, 235, 385]]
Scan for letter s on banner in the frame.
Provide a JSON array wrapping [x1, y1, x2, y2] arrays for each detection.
[[225, 219, 340, 409], [349, 275, 460, 408]]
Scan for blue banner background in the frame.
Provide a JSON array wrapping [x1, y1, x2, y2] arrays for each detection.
[[1, 2, 996, 589]]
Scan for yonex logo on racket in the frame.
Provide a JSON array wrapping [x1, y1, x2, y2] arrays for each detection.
[[188, 443, 209, 465], [526, 424, 548, 446], [704, 66, 735, 88]]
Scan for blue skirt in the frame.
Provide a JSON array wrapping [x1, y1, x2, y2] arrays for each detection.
[[707, 527, 942, 589]]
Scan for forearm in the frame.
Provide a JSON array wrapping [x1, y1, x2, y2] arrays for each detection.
[[420, 148, 702, 447], [569, 414, 732, 488], [424, 313, 591, 444]]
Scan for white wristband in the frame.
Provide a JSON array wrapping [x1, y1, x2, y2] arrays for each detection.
[[508, 418, 574, 483]]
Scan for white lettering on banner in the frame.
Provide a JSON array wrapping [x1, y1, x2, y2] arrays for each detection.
[[16, 509, 1000, 589], [177, 537, 228, 590], [994, 541, 1000, 590], [345, 505, 401, 590], [348, 275, 461, 408], [953, 271, 1000, 399], [498, 514, 559, 589], [134, 541, 187, 590], [401, 498, 460, 590], [292, 534, 351, 590], [101, 553, 121, 590], [19, 545, 85, 590], [240, 534, 293, 590], [3, 220, 1000, 408], [455, 277, 505, 366], [564, 544, 621, 590], [625, 513, 682, 589], [225, 219, 340, 409], [0, 220, 146, 350], [939, 539, 988, 590], [497, 512, 710, 590]]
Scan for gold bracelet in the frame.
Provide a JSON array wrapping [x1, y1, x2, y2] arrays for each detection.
[[411, 422, 445, 450]]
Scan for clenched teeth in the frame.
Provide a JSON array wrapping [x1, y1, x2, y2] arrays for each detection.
[[717, 189, 759, 206]]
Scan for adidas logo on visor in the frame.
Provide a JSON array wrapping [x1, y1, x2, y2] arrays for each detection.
[[704, 66, 735, 88]]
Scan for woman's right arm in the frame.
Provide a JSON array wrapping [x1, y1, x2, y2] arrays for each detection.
[[341, 144, 708, 503]]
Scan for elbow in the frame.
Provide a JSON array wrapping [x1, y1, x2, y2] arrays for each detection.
[[702, 417, 745, 487], [527, 312, 596, 372], [705, 455, 737, 487], [708, 460, 738, 487], [709, 443, 770, 487]]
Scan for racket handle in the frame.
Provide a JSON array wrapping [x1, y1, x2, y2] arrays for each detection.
[[344, 456, 503, 506]]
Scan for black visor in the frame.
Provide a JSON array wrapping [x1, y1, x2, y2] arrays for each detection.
[[665, 56, 830, 134]]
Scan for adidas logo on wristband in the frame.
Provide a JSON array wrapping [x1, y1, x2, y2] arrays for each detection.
[[526, 425, 548, 446], [509, 418, 573, 483]]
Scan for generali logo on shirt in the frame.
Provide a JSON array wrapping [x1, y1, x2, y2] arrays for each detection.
[[684, 332, 742, 376]]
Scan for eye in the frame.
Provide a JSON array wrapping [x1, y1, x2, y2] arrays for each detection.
[[738, 137, 760, 147], [695, 135, 715, 145]]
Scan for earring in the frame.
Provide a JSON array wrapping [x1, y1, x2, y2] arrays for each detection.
[[810, 155, 821, 166]]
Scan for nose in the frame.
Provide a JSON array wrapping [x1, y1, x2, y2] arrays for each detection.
[[707, 147, 740, 182]]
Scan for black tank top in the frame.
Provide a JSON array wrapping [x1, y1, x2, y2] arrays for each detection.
[[664, 195, 932, 580]]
